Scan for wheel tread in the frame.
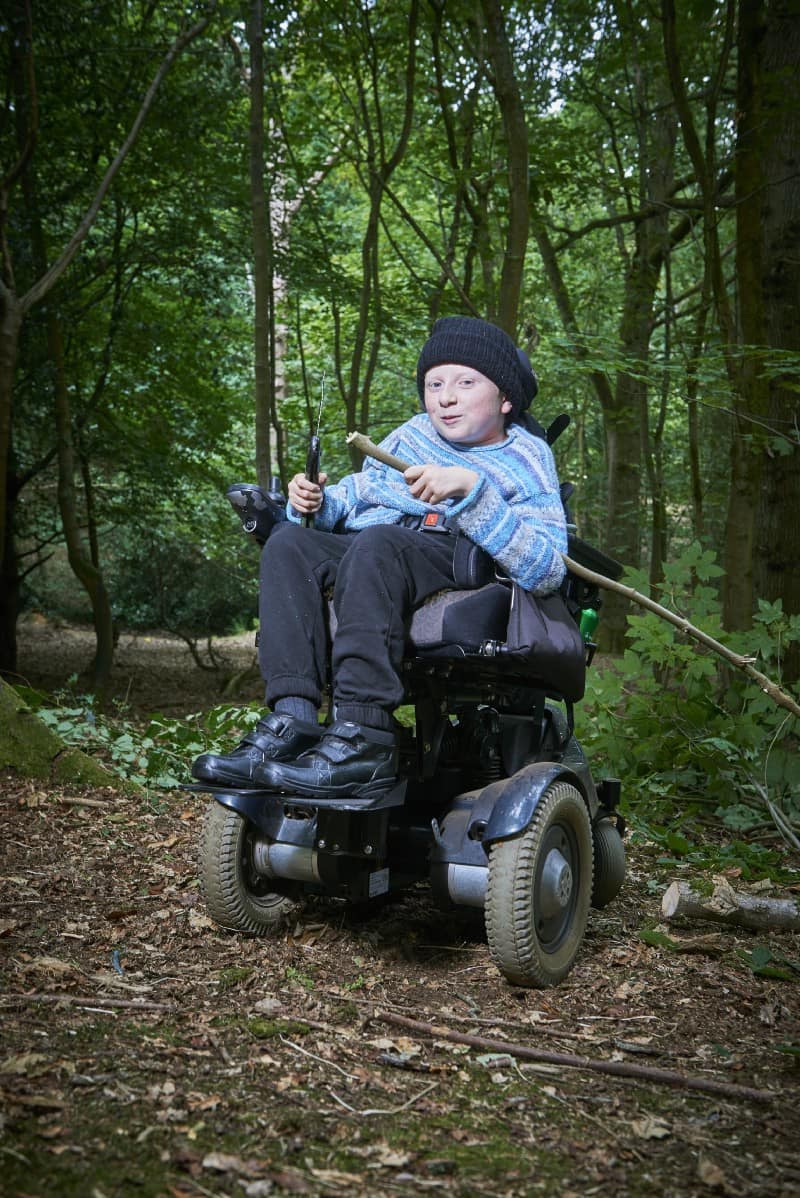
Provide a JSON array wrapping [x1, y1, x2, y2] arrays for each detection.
[[485, 781, 593, 987], [199, 800, 296, 934]]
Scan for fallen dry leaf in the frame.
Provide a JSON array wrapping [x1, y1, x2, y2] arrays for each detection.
[[630, 1116, 671, 1140]]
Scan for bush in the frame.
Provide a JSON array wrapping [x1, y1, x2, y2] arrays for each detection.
[[110, 532, 257, 638], [26, 682, 263, 791], [579, 544, 800, 844]]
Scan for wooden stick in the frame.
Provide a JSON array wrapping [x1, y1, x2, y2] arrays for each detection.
[[373, 1010, 775, 1103], [1, 993, 174, 1012], [346, 430, 410, 473], [347, 429, 800, 720], [662, 879, 800, 932]]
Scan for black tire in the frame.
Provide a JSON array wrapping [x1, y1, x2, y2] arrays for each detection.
[[199, 799, 299, 934], [485, 781, 593, 988], [591, 818, 626, 909]]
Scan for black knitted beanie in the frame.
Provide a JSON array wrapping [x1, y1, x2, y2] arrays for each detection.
[[416, 316, 536, 419]]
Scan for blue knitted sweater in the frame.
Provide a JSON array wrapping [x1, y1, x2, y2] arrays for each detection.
[[289, 413, 567, 594]]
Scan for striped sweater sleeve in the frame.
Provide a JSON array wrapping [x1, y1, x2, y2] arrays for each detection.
[[289, 414, 567, 595]]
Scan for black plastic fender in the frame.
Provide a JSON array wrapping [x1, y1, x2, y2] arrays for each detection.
[[202, 787, 316, 847], [481, 761, 591, 848]]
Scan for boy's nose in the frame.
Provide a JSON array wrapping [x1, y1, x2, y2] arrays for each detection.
[[438, 385, 457, 405]]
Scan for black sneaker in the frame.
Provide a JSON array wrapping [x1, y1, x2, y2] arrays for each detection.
[[191, 712, 322, 788], [261, 721, 398, 799]]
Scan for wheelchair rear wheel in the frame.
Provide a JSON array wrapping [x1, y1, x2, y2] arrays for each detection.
[[200, 800, 299, 934], [485, 781, 593, 987]]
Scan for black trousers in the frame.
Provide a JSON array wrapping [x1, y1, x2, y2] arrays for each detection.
[[258, 522, 460, 730]]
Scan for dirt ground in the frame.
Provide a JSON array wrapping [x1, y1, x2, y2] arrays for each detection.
[[12, 615, 264, 716], [1, 622, 799, 1197]]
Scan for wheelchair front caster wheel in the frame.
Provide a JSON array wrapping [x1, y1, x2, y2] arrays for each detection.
[[200, 800, 299, 934], [591, 817, 626, 910], [485, 781, 593, 988]]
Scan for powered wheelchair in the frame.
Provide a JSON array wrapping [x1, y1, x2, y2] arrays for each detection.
[[191, 467, 625, 988]]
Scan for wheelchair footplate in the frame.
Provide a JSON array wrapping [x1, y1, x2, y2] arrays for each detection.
[[182, 780, 406, 813], [190, 780, 413, 905]]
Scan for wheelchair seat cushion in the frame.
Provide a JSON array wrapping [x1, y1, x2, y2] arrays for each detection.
[[407, 583, 512, 654], [409, 584, 586, 701], [329, 582, 586, 701]]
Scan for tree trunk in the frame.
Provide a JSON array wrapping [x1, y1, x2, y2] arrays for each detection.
[[0, 291, 23, 580], [722, 0, 770, 631], [0, 487, 20, 677], [344, 0, 419, 461], [50, 314, 115, 699], [248, 0, 274, 488], [754, 0, 800, 681], [480, 0, 529, 333]]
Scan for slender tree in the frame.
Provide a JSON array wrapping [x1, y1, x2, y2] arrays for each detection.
[[0, 3, 214, 681]]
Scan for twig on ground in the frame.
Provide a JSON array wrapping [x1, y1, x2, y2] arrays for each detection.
[[55, 796, 114, 809], [372, 1011, 776, 1104], [328, 1080, 439, 1117], [279, 1034, 358, 1079], [1, 993, 174, 1012]]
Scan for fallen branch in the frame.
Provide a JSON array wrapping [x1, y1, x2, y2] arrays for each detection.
[[373, 1011, 775, 1104], [1, 993, 174, 1012], [662, 879, 800, 932]]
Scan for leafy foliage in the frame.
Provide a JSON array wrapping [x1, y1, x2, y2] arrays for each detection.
[[26, 682, 263, 792], [580, 545, 800, 848], [109, 531, 257, 640]]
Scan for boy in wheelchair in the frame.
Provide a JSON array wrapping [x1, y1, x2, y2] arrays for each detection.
[[192, 316, 570, 800]]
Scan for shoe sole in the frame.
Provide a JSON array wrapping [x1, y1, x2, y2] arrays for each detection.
[[269, 775, 398, 800], [191, 765, 278, 789]]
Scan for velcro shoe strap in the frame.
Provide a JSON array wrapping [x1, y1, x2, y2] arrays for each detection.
[[242, 712, 291, 750]]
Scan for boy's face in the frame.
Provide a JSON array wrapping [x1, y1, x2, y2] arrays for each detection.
[[423, 363, 513, 447]]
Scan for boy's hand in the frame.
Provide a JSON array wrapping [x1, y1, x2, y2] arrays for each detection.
[[288, 471, 328, 515], [404, 464, 478, 505]]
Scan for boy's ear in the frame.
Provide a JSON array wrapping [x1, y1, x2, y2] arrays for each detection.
[[500, 395, 513, 414]]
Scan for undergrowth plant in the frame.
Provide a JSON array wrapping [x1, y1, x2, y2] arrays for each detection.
[[580, 544, 800, 866], [26, 680, 263, 792]]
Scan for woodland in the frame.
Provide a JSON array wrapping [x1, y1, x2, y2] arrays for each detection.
[[0, 0, 798, 683], [0, 3, 799, 1195]]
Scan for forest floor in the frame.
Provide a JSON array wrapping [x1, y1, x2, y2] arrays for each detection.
[[1, 620, 799, 1197]]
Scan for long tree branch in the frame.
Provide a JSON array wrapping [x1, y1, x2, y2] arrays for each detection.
[[562, 553, 800, 719], [347, 430, 800, 721], [373, 1011, 775, 1104]]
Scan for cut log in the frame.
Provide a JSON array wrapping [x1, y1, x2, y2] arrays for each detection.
[[662, 879, 800, 932]]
